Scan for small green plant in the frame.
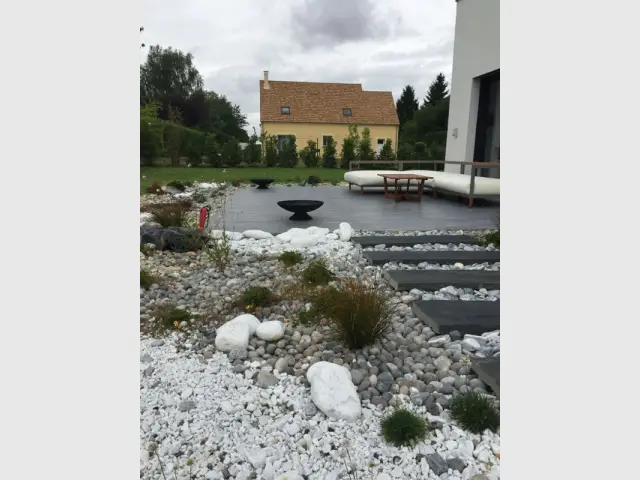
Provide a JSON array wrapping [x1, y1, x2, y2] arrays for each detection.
[[450, 391, 500, 434], [150, 203, 187, 228], [321, 278, 393, 349], [278, 250, 303, 267], [148, 305, 193, 335], [146, 180, 163, 194], [241, 286, 274, 309], [203, 231, 232, 272], [302, 259, 334, 286], [483, 230, 500, 247], [166, 180, 187, 192], [140, 269, 157, 289], [380, 408, 429, 447], [140, 243, 156, 256]]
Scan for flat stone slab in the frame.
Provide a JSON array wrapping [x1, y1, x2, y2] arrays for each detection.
[[384, 270, 500, 291], [352, 235, 483, 247], [411, 300, 500, 335], [471, 357, 500, 396], [362, 250, 500, 265]]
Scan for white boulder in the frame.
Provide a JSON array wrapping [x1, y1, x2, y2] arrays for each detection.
[[242, 229, 274, 240], [215, 322, 250, 351], [210, 230, 244, 241], [306, 361, 362, 421], [256, 321, 285, 341], [275, 473, 303, 480], [174, 191, 194, 199], [227, 313, 261, 334], [290, 234, 318, 248], [338, 222, 354, 241]]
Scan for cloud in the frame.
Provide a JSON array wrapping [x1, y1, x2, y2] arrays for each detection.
[[142, 0, 457, 134]]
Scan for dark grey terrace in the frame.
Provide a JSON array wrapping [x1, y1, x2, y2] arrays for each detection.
[[212, 185, 499, 234]]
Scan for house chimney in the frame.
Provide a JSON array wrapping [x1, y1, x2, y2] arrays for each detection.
[[263, 70, 269, 89]]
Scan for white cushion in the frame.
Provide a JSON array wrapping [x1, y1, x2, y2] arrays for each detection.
[[406, 170, 500, 196], [343, 170, 398, 186]]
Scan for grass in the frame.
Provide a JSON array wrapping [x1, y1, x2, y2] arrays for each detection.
[[278, 250, 304, 268], [450, 391, 500, 434], [301, 259, 334, 286], [483, 230, 500, 247], [313, 278, 393, 349], [380, 409, 429, 447], [140, 167, 347, 193]]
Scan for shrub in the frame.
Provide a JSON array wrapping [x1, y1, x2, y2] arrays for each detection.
[[450, 392, 500, 434], [294, 285, 339, 326], [222, 140, 242, 167], [150, 203, 187, 227], [166, 180, 187, 192], [307, 175, 321, 186], [380, 409, 429, 447], [300, 140, 319, 167], [357, 127, 375, 161], [378, 139, 396, 161], [140, 269, 157, 289], [146, 180, 163, 195], [321, 278, 393, 349], [278, 251, 303, 267], [241, 286, 275, 309], [149, 305, 193, 334], [204, 136, 222, 167], [278, 135, 298, 168], [262, 133, 279, 167], [301, 260, 334, 286]]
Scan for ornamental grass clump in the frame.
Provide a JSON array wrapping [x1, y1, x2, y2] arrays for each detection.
[[140, 269, 157, 289], [450, 391, 500, 434], [321, 278, 393, 349], [380, 408, 429, 447], [278, 250, 304, 268], [150, 203, 187, 228]]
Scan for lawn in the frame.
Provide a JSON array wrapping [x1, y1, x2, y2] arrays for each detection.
[[140, 167, 347, 193]]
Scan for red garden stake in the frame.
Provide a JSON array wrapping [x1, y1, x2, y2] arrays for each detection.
[[198, 206, 211, 232]]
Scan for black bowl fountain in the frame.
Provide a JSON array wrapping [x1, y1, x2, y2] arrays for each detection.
[[250, 178, 275, 190], [277, 200, 324, 221]]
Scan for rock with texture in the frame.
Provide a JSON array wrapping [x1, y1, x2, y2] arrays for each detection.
[[338, 222, 354, 241], [227, 313, 261, 335], [242, 229, 274, 240], [306, 361, 361, 421], [215, 322, 250, 352], [256, 321, 285, 341]]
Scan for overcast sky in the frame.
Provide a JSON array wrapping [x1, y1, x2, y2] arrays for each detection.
[[141, 0, 456, 135]]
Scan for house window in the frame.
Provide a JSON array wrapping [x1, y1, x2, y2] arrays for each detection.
[[280, 106, 290, 115], [377, 138, 385, 154], [277, 135, 295, 150], [322, 136, 333, 148], [342, 108, 352, 117]]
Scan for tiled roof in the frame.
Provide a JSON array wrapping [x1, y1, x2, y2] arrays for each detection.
[[259, 80, 399, 125]]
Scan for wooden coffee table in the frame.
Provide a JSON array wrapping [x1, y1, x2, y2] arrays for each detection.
[[377, 173, 432, 201]]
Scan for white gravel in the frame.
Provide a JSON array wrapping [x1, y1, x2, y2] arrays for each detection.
[[140, 337, 500, 480]]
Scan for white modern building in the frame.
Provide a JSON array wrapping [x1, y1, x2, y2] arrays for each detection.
[[445, 0, 500, 178]]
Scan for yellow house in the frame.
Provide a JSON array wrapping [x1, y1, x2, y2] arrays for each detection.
[[259, 71, 399, 161]]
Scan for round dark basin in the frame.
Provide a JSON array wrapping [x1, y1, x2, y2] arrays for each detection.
[[277, 200, 324, 221], [250, 178, 275, 190]]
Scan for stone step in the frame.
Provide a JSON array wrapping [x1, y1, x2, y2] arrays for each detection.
[[411, 300, 500, 335], [351, 234, 483, 248], [362, 250, 500, 265], [471, 357, 500, 396], [384, 270, 500, 291]]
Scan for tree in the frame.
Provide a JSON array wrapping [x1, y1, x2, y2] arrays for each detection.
[[423, 73, 449, 107], [222, 140, 241, 167], [396, 85, 419, 127], [322, 137, 338, 168], [300, 140, 319, 167], [243, 130, 261, 165], [357, 127, 375, 160], [340, 124, 359, 168], [278, 135, 298, 168], [378, 139, 396, 161], [204, 135, 222, 167], [140, 46, 203, 114], [165, 106, 184, 166]]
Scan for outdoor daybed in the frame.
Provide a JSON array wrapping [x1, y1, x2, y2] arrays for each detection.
[[344, 169, 500, 208]]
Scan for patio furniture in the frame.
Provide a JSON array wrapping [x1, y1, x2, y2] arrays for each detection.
[[344, 161, 500, 207], [250, 178, 275, 190], [277, 200, 324, 221], [377, 173, 431, 201]]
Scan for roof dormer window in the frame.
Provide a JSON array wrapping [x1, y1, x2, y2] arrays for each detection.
[[280, 106, 290, 114], [343, 108, 352, 116]]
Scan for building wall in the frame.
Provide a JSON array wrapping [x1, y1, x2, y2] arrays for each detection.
[[261, 121, 399, 157], [445, 0, 500, 174]]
